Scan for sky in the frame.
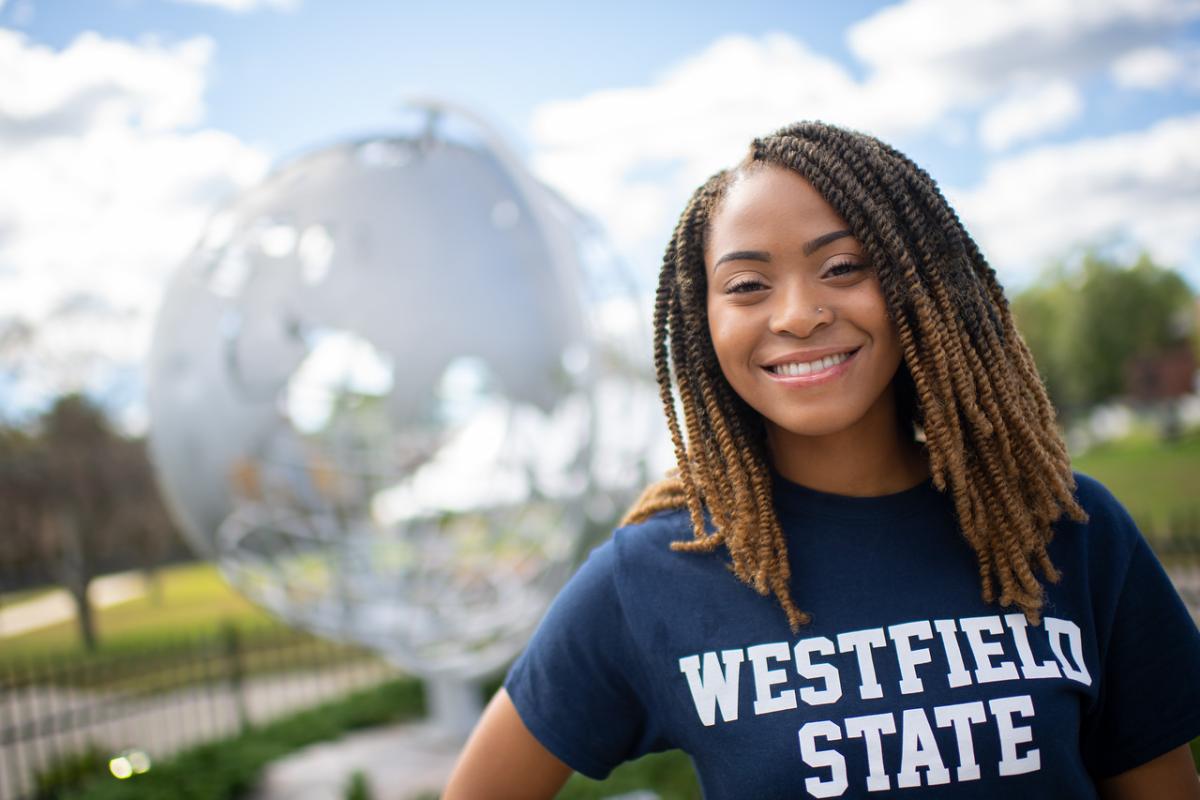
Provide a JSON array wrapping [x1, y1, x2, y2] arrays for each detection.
[[1, 0, 1199, 427]]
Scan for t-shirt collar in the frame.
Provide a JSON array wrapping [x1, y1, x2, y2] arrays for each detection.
[[769, 466, 944, 521]]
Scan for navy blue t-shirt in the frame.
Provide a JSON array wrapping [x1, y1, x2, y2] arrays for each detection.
[[505, 472, 1200, 798]]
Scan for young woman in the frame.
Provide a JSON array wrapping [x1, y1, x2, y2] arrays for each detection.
[[445, 122, 1200, 799]]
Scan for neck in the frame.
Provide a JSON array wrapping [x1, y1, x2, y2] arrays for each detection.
[[766, 398, 929, 497]]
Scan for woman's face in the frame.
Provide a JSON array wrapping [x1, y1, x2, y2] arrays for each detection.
[[704, 164, 904, 441]]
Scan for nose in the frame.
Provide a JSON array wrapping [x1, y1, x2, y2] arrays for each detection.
[[768, 279, 832, 338]]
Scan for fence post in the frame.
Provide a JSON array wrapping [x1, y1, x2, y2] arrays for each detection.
[[0, 661, 24, 800], [223, 623, 250, 734]]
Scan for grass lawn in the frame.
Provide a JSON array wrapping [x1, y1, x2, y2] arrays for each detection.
[[1072, 428, 1200, 537], [0, 561, 280, 665]]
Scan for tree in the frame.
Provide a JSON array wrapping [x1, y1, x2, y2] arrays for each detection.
[[1012, 251, 1196, 418], [1010, 265, 1081, 413], [0, 394, 185, 650], [38, 394, 121, 651], [0, 427, 50, 590]]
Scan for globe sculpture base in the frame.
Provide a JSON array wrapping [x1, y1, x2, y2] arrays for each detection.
[[425, 674, 485, 740]]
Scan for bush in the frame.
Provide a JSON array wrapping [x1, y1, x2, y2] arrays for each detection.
[[343, 770, 373, 800], [32, 745, 110, 799]]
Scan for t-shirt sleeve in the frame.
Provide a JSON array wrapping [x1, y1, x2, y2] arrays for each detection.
[[1082, 497, 1200, 778], [504, 535, 664, 780]]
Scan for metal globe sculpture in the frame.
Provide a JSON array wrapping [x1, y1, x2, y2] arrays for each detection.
[[146, 102, 654, 732]]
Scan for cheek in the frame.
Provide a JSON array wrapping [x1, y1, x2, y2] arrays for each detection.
[[848, 288, 904, 378], [878, 315, 902, 358], [705, 301, 733, 361], [706, 304, 755, 381], [873, 320, 906, 393], [853, 284, 899, 350]]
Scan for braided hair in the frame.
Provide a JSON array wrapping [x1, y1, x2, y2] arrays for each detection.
[[622, 121, 1087, 631]]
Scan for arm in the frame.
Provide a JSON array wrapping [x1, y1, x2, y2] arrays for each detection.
[[443, 688, 575, 800], [1098, 744, 1200, 800]]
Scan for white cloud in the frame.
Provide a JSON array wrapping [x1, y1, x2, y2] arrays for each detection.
[[167, 0, 299, 12], [950, 114, 1200, 287], [1110, 45, 1200, 90], [0, 29, 269, 408], [979, 81, 1084, 151], [849, 0, 1200, 91], [0, 30, 211, 134], [530, 33, 914, 283], [529, 2, 1200, 289], [848, 0, 1200, 142], [1112, 46, 1183, 88]]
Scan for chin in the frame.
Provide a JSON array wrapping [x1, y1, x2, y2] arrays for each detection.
[[766, 411, 868, 439]]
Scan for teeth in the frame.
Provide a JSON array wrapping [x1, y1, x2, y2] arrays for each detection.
[[771, 351, 851, 376]]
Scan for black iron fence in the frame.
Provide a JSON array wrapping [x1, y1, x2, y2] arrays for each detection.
[[0, 624, 398, 800]]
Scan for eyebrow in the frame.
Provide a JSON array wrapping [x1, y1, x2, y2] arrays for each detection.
[[713, 250, 770, 268], [713, 229, 856, 270], [802, 228, 854, 256]]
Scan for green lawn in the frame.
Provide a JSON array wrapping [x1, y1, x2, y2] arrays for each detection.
[[0, 561, 279, 664], [1072, 428, 1200, 537]]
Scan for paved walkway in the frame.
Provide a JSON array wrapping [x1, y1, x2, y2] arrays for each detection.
[[252, 721, 462, 800], [0, 572, 145, 638]]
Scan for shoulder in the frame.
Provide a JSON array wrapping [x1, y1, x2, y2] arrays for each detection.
[[561, 508, 693, 605], [1070, 471, 1131, 518], [1065, 470, 1142, 551], [1051, 470, 1148, 594], [598, 507, 715, 600], [610, 507, 693, 557]]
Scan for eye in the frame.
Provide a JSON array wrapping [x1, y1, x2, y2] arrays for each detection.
[[725, 278, 767, 294], [823, 259, 865, 279]]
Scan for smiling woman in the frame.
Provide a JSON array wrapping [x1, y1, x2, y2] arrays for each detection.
[[445, 122, 1200, 799]]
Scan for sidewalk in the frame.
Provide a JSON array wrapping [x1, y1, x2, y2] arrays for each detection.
[[0, 572, 146, 638], [252, 721, 461, 800]]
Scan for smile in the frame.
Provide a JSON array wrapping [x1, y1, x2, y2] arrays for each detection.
[[762, 348, 859, 382], [765, 348, 858, 376]]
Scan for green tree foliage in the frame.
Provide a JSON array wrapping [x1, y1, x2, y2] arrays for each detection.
[[0, 394, 182, 650], [1012, 252, 1196, 416]]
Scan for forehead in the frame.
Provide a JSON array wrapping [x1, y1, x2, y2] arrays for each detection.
[[708, 165, 850, 250]]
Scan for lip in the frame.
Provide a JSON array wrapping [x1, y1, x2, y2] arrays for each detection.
[[761, 346, 860, 385]]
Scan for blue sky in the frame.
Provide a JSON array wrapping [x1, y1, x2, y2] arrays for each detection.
[[18, 1, 884, 156], [16, 1, 1199, 183], [1, 0, 1198, 423]]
